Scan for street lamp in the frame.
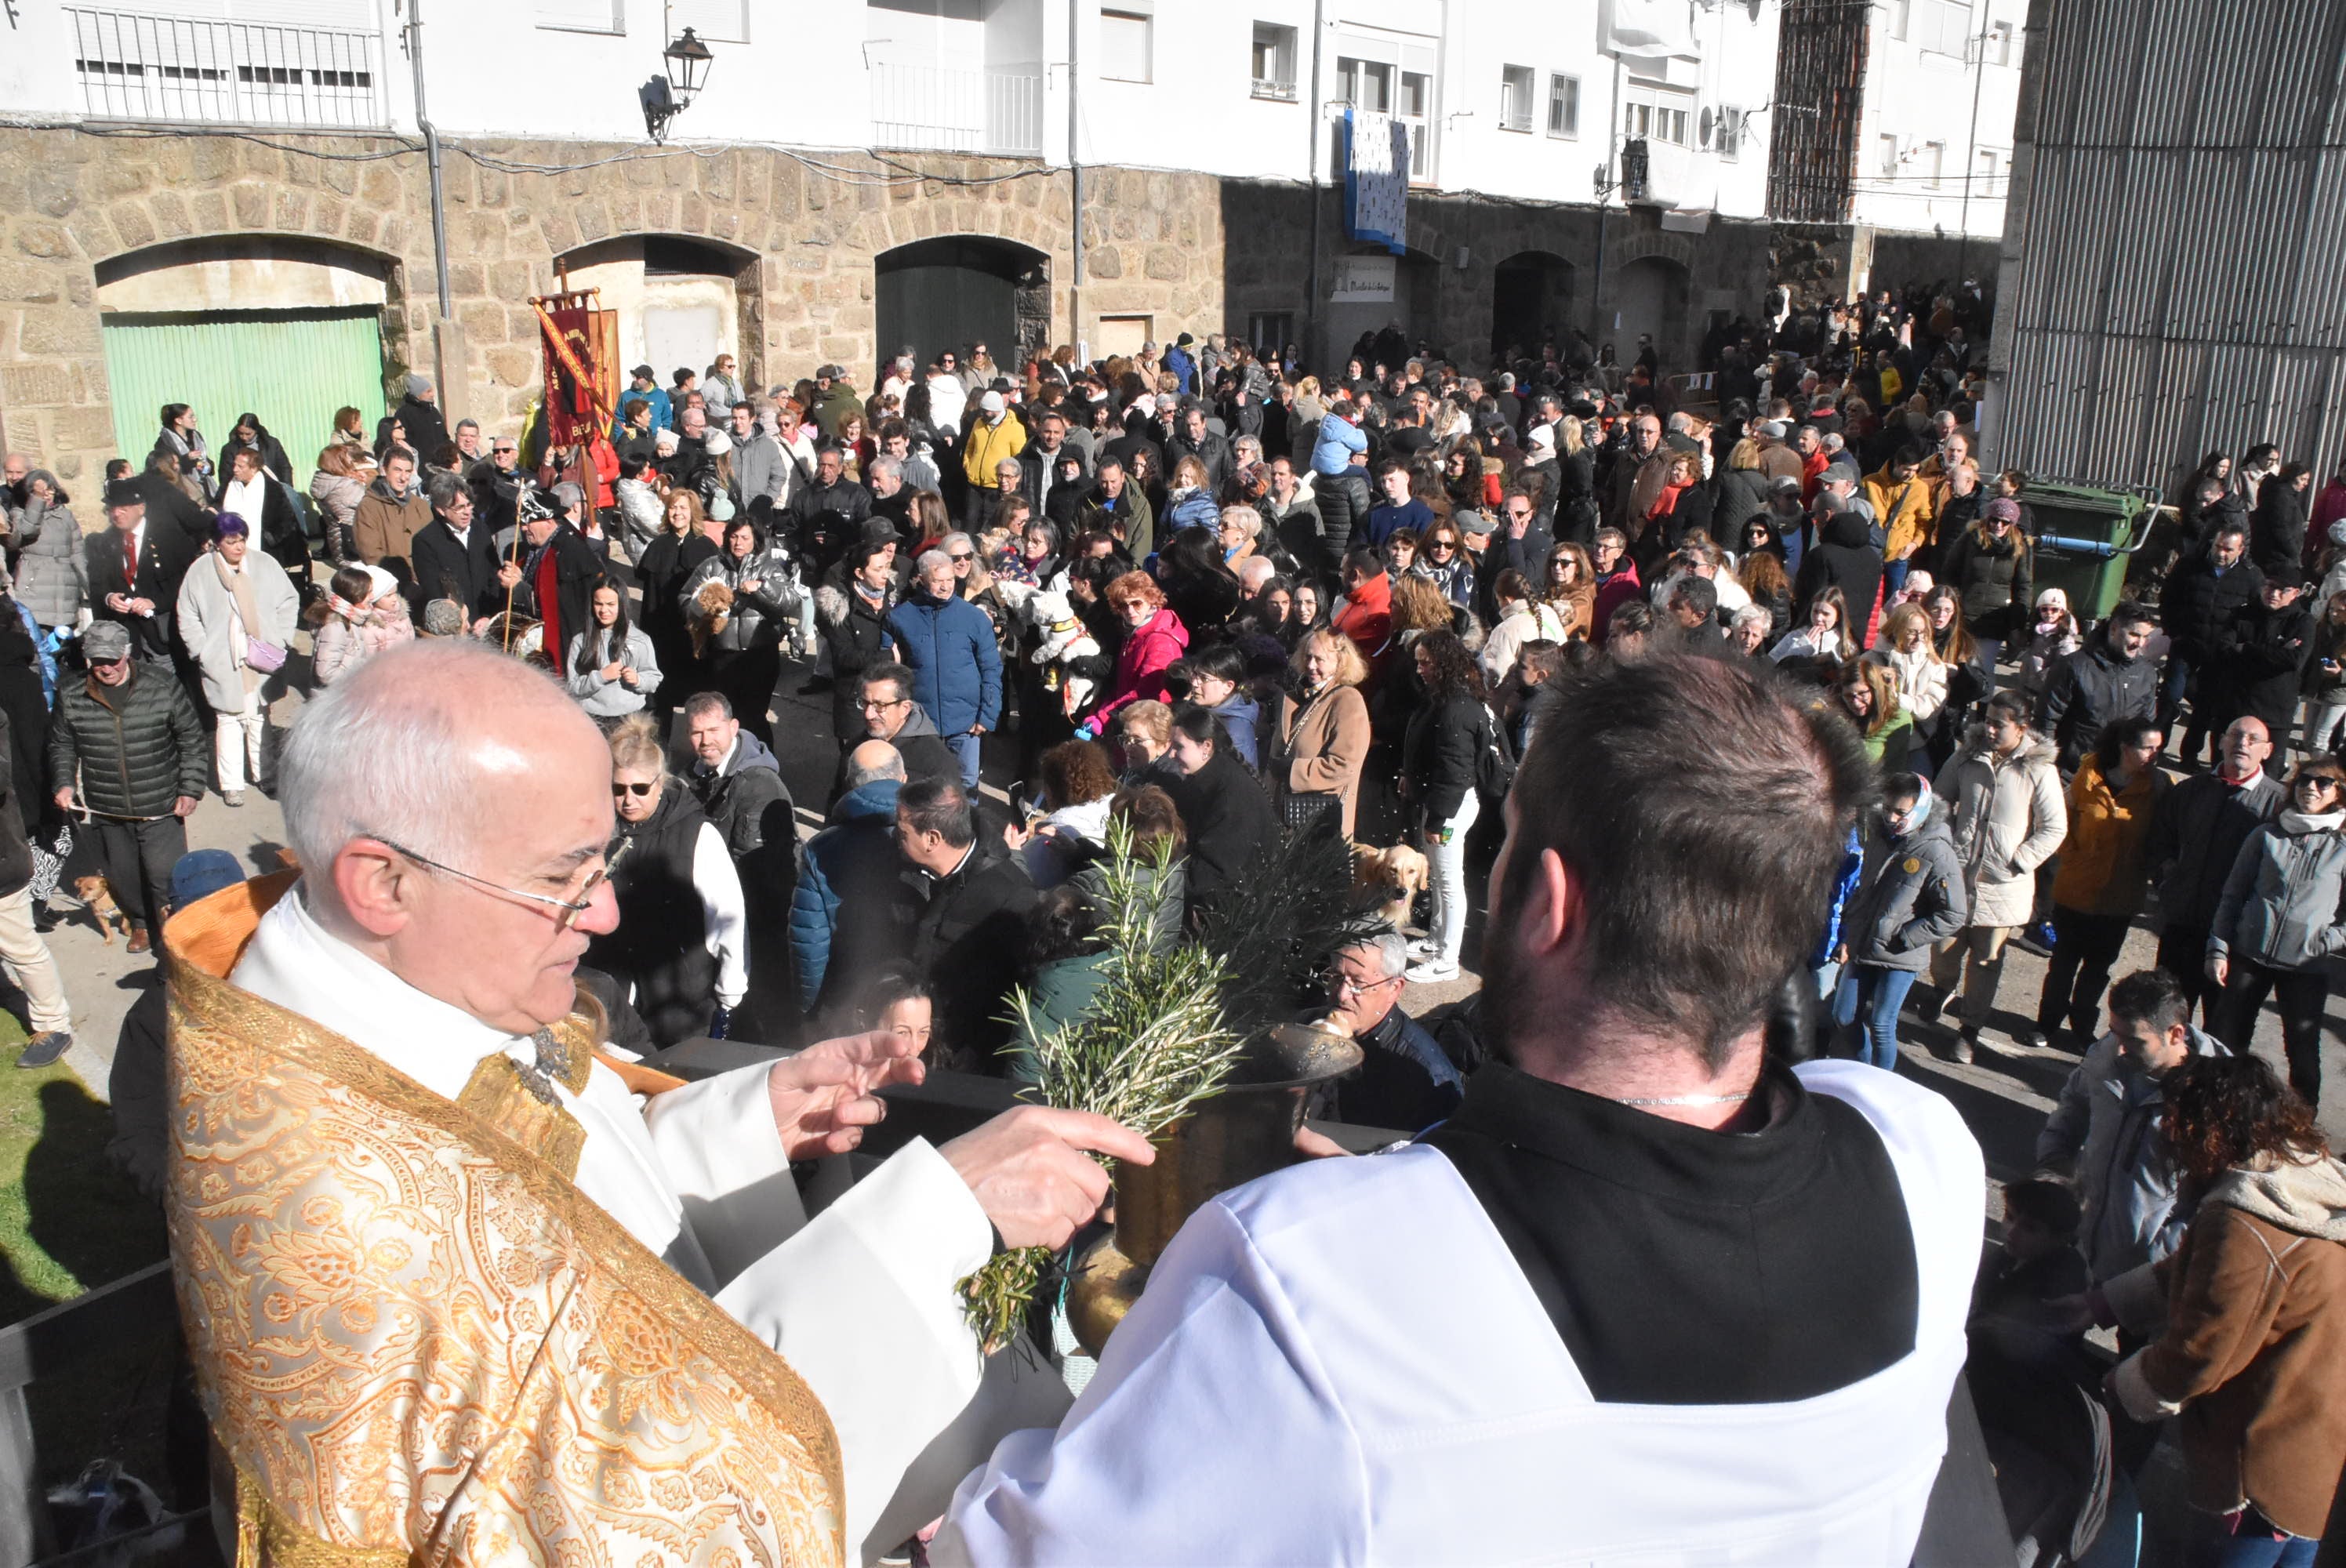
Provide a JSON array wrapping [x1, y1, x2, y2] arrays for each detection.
[[643, 26, 713, 143]]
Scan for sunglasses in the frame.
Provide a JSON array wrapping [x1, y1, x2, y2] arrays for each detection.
[[612, 780, 656, 797], [948, 551, 975, 562]]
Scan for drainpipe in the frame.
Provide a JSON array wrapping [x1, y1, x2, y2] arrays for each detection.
[[1068, 0, 1084, 360], [403, 0, 456, 398], [1305, 0, 1326, 364]]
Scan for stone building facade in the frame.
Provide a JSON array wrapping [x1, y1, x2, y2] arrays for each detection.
[[0, 125, 1771, 484]]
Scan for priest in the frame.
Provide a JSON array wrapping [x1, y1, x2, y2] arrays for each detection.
[[163, 639, 1149, 1565], [937, 655, 1987, 1564]]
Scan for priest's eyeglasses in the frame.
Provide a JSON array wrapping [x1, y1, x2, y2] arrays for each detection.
[[371, 833, 627, 930]]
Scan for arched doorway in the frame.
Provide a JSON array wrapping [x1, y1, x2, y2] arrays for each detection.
[[1491, 252, 1575, 359], [96, 235, 396, 483], [557, 235, 758, 405], [1324, 247, 1441, 372], [1608, 256, 1691, 374], [875, 238, 1050, 380]]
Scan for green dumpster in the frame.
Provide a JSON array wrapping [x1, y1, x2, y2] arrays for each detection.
[[2021, 483, 2157, 624]]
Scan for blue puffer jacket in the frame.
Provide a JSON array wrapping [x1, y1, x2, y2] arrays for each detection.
[[789, 778, 904, 1012], [887, 587, 1002, 737], [1312, 413, 1367, 477]]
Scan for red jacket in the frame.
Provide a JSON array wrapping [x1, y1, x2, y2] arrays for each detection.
[[1334, 571, 1394, 670]]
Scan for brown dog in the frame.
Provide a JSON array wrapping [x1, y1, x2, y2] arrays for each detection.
[[688, 579, 735, 659], [1352, 843, 1431, 932], [74, 875, 131, 946]]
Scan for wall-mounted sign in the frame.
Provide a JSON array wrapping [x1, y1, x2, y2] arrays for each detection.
[[1331, 256, 1396, 303], [1344, 109, 1408, 256]]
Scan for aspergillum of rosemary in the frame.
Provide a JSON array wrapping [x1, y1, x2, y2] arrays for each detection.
[[958, 818, 1244, 1355]]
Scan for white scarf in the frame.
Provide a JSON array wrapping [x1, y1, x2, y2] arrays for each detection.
[[2279, 808, 2345, 835]]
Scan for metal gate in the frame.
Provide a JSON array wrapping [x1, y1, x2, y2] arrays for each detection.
[[100, 306, 387, 486]]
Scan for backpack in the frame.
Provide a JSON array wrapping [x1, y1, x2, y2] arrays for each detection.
[[1474, 700, 1517, 805]]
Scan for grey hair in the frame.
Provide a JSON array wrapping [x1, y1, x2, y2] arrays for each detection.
[[425, 469, 468, 510], [845, 749, 909, 790], [278, 641, 573, 878], [1730, 604, 1773, 633], [867, 454, 902, 482], [915, 548, 954, 579], [1218, 505, 1260, 538], [941, 532, 975, 552], [1347, 931, 1409, 979]]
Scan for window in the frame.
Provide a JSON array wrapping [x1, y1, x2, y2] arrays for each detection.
[[1712, 104, 1743, 160], [668, 0, 748, 43], [1900, 0, 1974, 56], [1974, 147, 1999, 186], [1400, 70, 1433, 177], [1337, 56, 1392, 114], [1877, 133, 1900, 175], [1548, 73, 1580, 137], [1100, 9, 1151, 83], [1251, 22, 1298, 100], [1247, 312, 1294, 349], [1499, 64, 1534, 132], [538, 0, 622, 34], [1991, 20, 2015, 64], [1923, 140, 1946, 186], [1624, 93, 1690, 147]]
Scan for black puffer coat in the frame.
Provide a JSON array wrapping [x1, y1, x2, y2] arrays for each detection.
[[585, 785, 718, 1047], [49, 663, 205, 817], [2163, 549, 2264, 662]]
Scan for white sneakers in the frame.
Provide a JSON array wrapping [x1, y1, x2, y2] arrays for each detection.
[[1405, 959, 1460, 984]]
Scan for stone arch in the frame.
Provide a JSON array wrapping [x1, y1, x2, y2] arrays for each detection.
[[1608, 253, 1693, 372], [1491, 250, 1577, 359], [874, 235, 1051, 382], [554, 233, 763, 400]]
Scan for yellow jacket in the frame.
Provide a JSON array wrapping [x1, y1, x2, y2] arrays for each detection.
[[1865, 464, 1938, 563], [962, 410, 1028, 488]]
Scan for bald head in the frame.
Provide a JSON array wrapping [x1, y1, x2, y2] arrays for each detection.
[[276, 641, 621, 1033], [846, 740, 909, 790], [281, 641, 602, 918]]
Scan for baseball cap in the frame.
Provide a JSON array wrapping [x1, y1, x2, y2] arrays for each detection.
[[817, 364, 844, 380], [82, 621, 132, 663], [170, 849, 245, 908], [1457, 509, 1496, 538], [630, 364, 656, 381]]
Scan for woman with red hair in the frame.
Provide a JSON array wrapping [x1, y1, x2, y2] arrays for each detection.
[[1077, 572, 1188, 742]]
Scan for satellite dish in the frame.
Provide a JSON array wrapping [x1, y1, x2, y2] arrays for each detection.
[[1699, 106, 1717, 148]]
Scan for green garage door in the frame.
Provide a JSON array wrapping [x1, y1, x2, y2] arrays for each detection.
[[100, 306, 387, 488]]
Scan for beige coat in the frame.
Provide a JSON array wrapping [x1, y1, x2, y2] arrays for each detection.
[[1274, 682, 1371, 839], [1932, 728, 2066, 928]]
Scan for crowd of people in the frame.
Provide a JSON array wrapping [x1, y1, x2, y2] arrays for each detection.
[[9, 274, 2346, 1565]]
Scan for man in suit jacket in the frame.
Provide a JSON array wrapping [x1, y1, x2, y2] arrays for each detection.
[[410, 470, 519, 629], [87, 476, 198, 663]]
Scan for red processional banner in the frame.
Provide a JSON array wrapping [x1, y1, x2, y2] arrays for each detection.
[[536, 299, 601, 450]]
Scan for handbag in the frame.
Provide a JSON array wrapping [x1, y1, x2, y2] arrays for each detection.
[[1282, 789, 1342, 832], [244, 636, 287, 673]]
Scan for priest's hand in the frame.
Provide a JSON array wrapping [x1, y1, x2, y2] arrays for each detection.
[[942, 1107, 1156, 1251], [765, 1029, 928, 1160]]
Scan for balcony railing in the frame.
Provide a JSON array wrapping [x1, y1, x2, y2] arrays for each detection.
[[1251, 76, 1298, 102], [65, 7, 388, 130], [870, 64, 1044, 159]]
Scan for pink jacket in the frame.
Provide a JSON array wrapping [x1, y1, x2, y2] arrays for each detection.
[[1088, 605, 1188, 730], [313, 601, 416, 684]]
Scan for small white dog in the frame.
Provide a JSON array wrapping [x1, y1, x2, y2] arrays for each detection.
[[1026, 588, 1103, 718]]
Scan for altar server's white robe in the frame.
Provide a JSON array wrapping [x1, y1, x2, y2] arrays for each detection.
[[935, 1061, 1983, 1566]]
